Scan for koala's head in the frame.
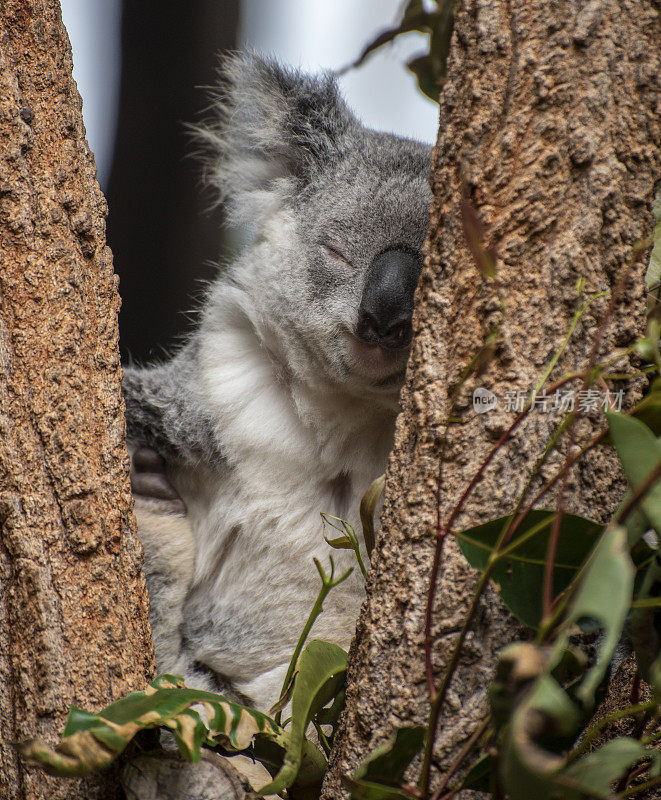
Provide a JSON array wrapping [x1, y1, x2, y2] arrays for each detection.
[[198, 53, 432, 398]]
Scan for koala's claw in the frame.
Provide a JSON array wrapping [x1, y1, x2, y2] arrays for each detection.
[[131, 447, 187, 514]]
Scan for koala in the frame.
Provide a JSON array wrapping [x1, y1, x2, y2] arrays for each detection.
[[122, 53, 432, 712]]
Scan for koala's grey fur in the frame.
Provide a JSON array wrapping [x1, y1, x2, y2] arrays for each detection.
[[123, 53, 432, 711]]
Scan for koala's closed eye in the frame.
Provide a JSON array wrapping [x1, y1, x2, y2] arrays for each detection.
[[322, 242, 353, 268]]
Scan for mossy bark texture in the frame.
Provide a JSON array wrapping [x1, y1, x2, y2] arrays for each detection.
[[0, 3, 155, 798], [324, 0, 660, 796]]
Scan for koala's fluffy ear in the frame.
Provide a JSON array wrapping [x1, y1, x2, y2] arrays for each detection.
[[195, 52, 357, 223]]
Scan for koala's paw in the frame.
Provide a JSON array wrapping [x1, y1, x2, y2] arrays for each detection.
[[130, 447, 187, 515]]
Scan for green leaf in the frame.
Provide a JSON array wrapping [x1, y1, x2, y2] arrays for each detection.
[[426, 0, 455, 93], [456, 510, 602, 628], [260, 640, 346, 796], [502, 676, 660, 799], [402, 0, 426, 20], [626, 505, 654, 549], [629, 554, 661, 689], [324, 535, 355, 549], [18, 674, 281, 777], [563, 737, 661, 795], [407, 54, 442, 102], [550, 526, 634, 706], [354, 726, 425, 785], [341, 0, 455, 105], [497, 529, 637, 800], [490, 642, 553, 725], [342, 775, 411, 800], [321, 515, 367, 578], [241, 731, 326, 800], [633, 378, 661, 437], [62, 706, 104, 736], [315, 686, 346, 747], [607, 412, 661, 534], [345, 726, 425, 800], [500, 675, 582, 800], [344, 779, 416, 800], [502, 688, 661, 799], [460, 753, 492, 791], [360, 473, 384, 557]]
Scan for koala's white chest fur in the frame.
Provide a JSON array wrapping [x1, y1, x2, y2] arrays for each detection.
[[158, 316, 396, 710]]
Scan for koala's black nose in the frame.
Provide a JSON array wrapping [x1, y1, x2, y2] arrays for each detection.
[[355, 249, 421, 350]]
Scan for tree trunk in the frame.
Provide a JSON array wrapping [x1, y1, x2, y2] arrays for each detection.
[[323, 0, 660, 796], [0, 3, 155, 799]]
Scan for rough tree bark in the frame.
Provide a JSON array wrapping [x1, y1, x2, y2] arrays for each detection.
[[324, 0, 660, 797], [0, 3, 155, 799]]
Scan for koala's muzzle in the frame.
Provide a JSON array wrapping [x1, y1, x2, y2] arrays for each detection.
[[355, 249, 421, 350]]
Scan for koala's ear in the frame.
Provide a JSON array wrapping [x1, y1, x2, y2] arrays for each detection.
[[194, 52, 357, 222]]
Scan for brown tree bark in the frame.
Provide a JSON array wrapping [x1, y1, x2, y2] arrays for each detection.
[[324, 0, 660, 797], [0, 3, 155, 799]]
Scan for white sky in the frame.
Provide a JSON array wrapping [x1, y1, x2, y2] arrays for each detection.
[[239, 0, 439, 144], [60, 0, 122, 188]]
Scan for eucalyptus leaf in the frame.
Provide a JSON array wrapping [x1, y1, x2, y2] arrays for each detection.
[[341, 0, 456, 108], [629, 553, 661, 688], [456, 510, 602, 628], [346, 726, 425, 800], [321, 515, 367, 578], [563, 737, 661, 795], [501, 675, 583, 800], [315, 686, 346, 745], [360, 473, 384, 557], [550, 526, 634, 706], [428, 0, 455, 84], [502, 685, 661, 799], [460, 753, 492, 791], [246, 732, 327, 800], [324, 535, 355, 550], [343, 778, 416, 800], [626, 504, 654, 549], [260, 640, 347, 796], [353, 725, 425, 785], [607, 412, 661, 534], [407, 54, 441, 102], [18, 675, 280, 777], [497, 528, 637, 799], [633, 378, 661, 436]]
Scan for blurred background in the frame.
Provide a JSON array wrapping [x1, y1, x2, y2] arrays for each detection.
[[60, 0, 439, 362]]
